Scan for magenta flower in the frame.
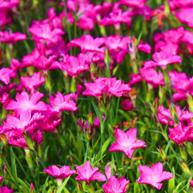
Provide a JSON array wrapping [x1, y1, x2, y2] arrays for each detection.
[[0, 0, 19, 10], [119, 0, 147, 8], [29, 21, 64, 45], [6, 91, 47, 114], [137, 162, 173, 190], [138, 41, 152, 54], [176, 8, 193, 28], [102, 176, 129, 193], [69, 35, 104, 53], [152, 51, 181, 67], [83, 77, 130, 97], [0, 68, 16, 85], [0, 186, 13, 193], [59, 54, 90, 76], [43, 165, 76, 180], [190, 180, 193, 187], [140, 67, 164, 88], [49, 92, 77, 112], [0, 31, 26, 44], [75, 161, 106, 183], [109, 128, 146, 158], [20, 72, 45, 93], [157, 106, 174, 126], [0, 176, 3, 183], [121, 99, 134, 111]]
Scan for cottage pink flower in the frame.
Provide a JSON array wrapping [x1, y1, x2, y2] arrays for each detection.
[[59, 54, 90, 76], [0, 186, 13, 193], [190, 180, 193, 187], [99, 8, 132, 27], [0, 68, 16, 85], [83, 77, 130, 97], [29, 21, 64, 45], [0, 31, 26, 44], [102, 176, 129, 193], [137, 162, 173, 190], [169, 123, 193, 144], [44, 165, 76, 180], [0, 0, 19, 10], [20, 72, 45, 93], [176, 8, 193, 28], [152, 51, 181, 67], [0, 176, 3, 183], [49, 92, 77, 112], [140, 68, 164, 87], [109, 128, 146, 158], [6, 91, 47, 114], [121, 99, 134, 111], [119, 0, 147, 8], [138, 41, 152, 53], [157, 106, 174, 126], [75, 161, 106, 183], [69, 35, 104, 53]]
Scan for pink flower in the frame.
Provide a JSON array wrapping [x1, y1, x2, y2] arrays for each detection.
[[0, 176, 3, 183], [59, 54, 90, 76], [190, 180, 193, 187], [0, 0, 19, 10], [137, 162, 173, 190], [83, 77, 130, 97], [140, 68, 164, 87], [6, 91, 47, 114], [20, 72, 45, 93], [109, 128, 146, 158], [138, 41, 152, 54], [0, 186, 13, 193], [69, 35, 104, 53], [99, 8, 132, 27], [176, 8, 193, 28], [152, 51, 181, 67], [29, 20, 64, 45], [119, 0, 147, 8], [75, 161, 106, 183], [169, 123, 193, 144], [0, 68, 16, 85], [49, 92, 77, 112], [157, 106, 174, 126], [102, 176, 129, 193], [0, 31, 26, 44], [121, 99, 134, 111], [43, 165, 76, 180]]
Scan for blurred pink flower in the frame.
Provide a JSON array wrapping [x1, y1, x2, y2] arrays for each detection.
[[0, 186, 13, 193], [20, 72, 45, 93], [190, 180, 193, 187], [121, 99, 134, 111], [140, 68, 164, 87], [109, 128, 146, 158], [157, 106, 174, 126], [49, 92, 77, 112], [176, 8, 193, 28], [6, 91, 47, 114], [102, 176, 129, 193], [83, 77, 130, 97], [75, 161, 106, 183], [69, 35, 104, 53], [59, 54, 90, 76], [0, 31, 26, 44], [44, 165, 76, 180], [0, 68, 16, 85], [0, 176, 3, 183], [137, 162, 173, 190], [138, 41, 152, 53]]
